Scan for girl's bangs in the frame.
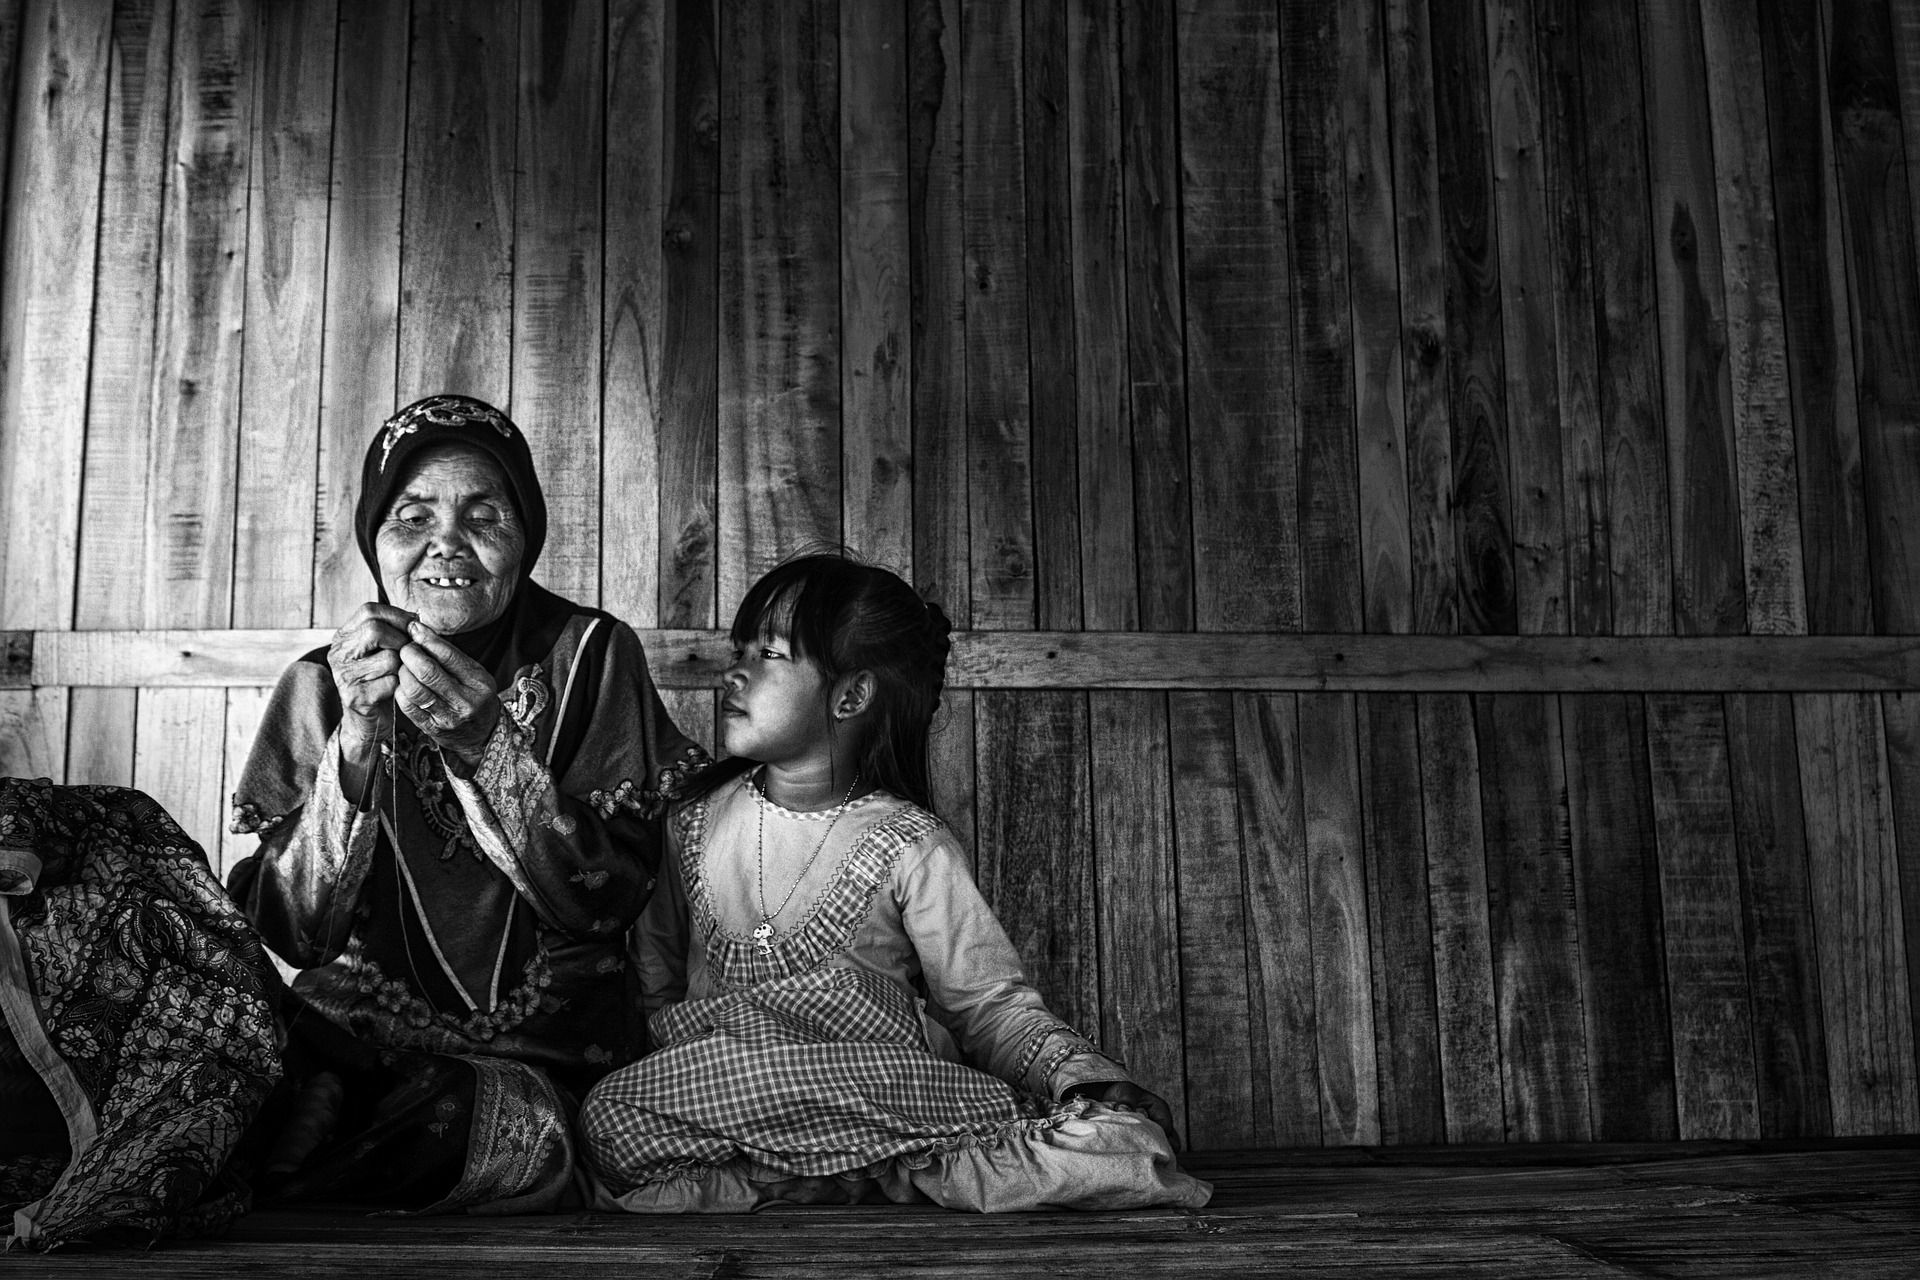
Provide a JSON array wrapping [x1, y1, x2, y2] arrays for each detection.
[[729, 568, 831, 666]]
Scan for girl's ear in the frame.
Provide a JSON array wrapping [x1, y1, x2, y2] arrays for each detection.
[[832, 670, 877, 722]]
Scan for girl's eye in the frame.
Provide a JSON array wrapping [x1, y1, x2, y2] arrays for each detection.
[[761, 647, 785, 662]]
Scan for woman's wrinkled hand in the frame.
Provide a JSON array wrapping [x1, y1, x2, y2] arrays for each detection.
[[327, 603, 415, 748], [1068, 1081, 1183, 1151], [395, 620, 500, 771]]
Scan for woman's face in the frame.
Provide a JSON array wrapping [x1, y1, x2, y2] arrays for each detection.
[[375, 445, 525, 634]]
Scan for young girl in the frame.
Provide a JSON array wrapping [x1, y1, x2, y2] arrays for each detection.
[[578, 555, 1211, 1212]]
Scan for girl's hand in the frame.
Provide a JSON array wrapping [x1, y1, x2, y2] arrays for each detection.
[[1068, 1080, 1183, 1151], [327, 603, 415, 751], [395, 620, 500, 770]]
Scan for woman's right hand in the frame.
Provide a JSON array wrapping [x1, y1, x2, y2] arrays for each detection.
[[326, 603, 415, 761]]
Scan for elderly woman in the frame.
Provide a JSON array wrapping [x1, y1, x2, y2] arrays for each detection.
[[228, 394, 707, 1212]]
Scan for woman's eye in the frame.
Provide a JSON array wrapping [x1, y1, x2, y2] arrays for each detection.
[[465, 503, 501, 525], [392, 505, 431, 526]]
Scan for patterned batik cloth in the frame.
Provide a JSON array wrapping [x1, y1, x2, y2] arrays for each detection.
[[0, 778, 280, 1250]]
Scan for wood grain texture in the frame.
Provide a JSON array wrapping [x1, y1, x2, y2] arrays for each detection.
[[1281, 0, 1361, 634], [0, 0, 17, 189], [1579, 0, 1673, 635], [0, 0, 109, 629], [0, 689, 67, 781], [719, 0, 841, 605], [1178, 0, 1297, 632], [1758, 0, 1871, 634], [1235, 693, 1323, 1146], [64, 688, 136, 787], [234, 0, 334, 628], [1170, 691, 1255, 1150], [1644, 693, 1760, 1140], [1476, 693, 1589, 1141], [1639, 0, 1747, 636], [1359, 692, 1443, 1144], [1698, 0, 1807, 635], [908, 0, 968, 625], [960, 0, 1033, 629], [975, 692, 1098, 1042], [1021, 0, 1078, 629], [1067, 0, 1132, 630], [1090, 692, 1184, 1114], [1724, 691, 1831, 1137], [398, 0, 514, 405], [1561, 693, 1676, 1140], [1883, 689, 1920, 1096], [1794, 692, 1920, 1133], [928, 689, 975, 860], [657, 0, 719, 627], [1415, 692, 1503, 1142], [1485, 0, 1567, 635], [312, 0, 405, 624], [1341, 0, 1411, 636], [1385, 0, 1458, 636], [132, 687, 227, 864], [657, 688, 714, 760], [76, 0, 173, 632], [841, 0, 912, 575], [1120, 0, 1191, 632], [601, 0, 666, 625], [1301, 692, 1380, 1144], [1531, 0, 1609, 635], [1431, 0, 1516, 636], [216, 685, 270, 879], [1827, 0, 1920, 633], [514, 0, 604, 604]]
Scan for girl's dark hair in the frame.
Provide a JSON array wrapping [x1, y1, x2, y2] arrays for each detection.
[[686, 553, 954, 811]]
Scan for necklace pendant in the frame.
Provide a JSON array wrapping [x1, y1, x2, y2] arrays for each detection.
[[752, 919, 776, 955]]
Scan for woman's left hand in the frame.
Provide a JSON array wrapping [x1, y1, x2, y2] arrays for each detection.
[[1069, 1081, 1182, 1151], [395, 620, 500, 770]]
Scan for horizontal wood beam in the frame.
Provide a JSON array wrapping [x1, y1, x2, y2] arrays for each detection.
[[3, 629, 1918, 692]]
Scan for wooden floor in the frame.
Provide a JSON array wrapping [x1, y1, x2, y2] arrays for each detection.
[[18, 1139, 1920, 1277]]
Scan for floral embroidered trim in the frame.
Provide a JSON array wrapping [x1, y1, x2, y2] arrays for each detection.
[[589, 745, 714, 822], [378, 395, 516, 473], [338, 940, 553, 1043], [501, 664, 550, 737], [227, 800, 286, 837]]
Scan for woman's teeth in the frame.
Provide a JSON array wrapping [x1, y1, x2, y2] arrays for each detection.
[[425, 577, 475, 588]]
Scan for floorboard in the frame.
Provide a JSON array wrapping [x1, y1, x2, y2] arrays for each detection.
[[17, 1139, 1920, 1277]]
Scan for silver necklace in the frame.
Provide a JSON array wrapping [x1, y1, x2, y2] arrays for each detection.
[[753, 768, 860, 956]]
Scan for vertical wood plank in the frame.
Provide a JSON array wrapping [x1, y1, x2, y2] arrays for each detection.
[[1645, 694, 1760, 1139], [1532, 0, 1609, 635], [1341, 0, 1411, 636], [1698, 0, 1808, 636], [132, 688, 226, 864], [147, 0, 253, 630], [1485, 0, 1567, 635], [1725, 691, 1832, 1137], [975, 692, 1098, 1041], [1795, 692, 1920, 1133], [1281, 0, 1361, 634], [1067, 0, 1132, 629], [658, 689, 715, 762], [1235, 693, 1322, 1146], [657, 0, 719, 627], [1431, 0, 1516, 636], [961, 0, 1033, 628], [1178, 0, 1297, 632], [1759, 0, 1870, 635], [908, 0, 968, 621], [841, 0, 911, 574], [1385, 0, 1458, 636], [1639, 0, 1748, 636], [398, 0, 514, 405], [1120, 0, 1191, 632], [1091, 693, 1183, 1116], [312, 0, 405, 624], [1477, 693, 1589, 1140], [0, 690, 67, 782], [1882, 690, 1920, 1097], [1827, 0, 1920, 634], [1021, 0, 1078, 628], [234, 0, 335, 628], [1561, 693, 1677, 1140], [0, 0, 19, 186], [1579, 0, 1672, 635], [76, 0, 173, 632], [64, 689, 135, 787], [601, 0, 665, 625], [514, 0, 603, 605], [1359, 692, 1443, 1144], [928, 689, 974, 862], [217, 686, 271, 880], [718, 0, 841, 604], [0, 0, 109, 629], [1170, 692, 1253, 1150], [1417, 692, 1504, 1141]]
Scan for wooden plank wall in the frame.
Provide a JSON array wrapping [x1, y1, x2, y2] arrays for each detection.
[[3, 0, 1919, 1148]]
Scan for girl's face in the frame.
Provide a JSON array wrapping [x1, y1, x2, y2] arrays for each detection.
[[720, 631, 837, 767], [375, 445, 525, 634]]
